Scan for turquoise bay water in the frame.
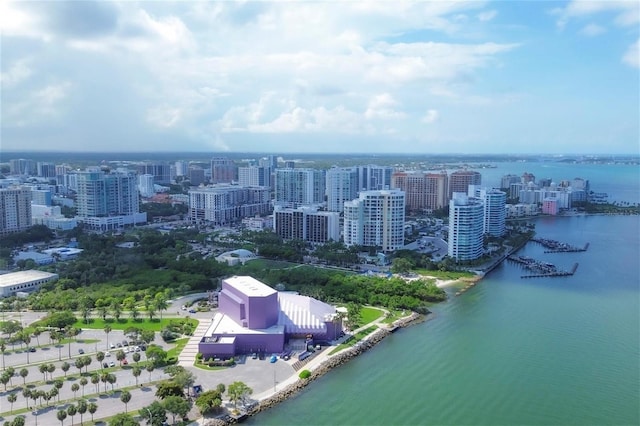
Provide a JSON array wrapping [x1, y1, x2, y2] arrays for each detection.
[[248, 215, 640, 425]]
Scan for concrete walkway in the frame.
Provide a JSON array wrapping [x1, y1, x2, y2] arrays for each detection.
[[179, 318, 212, 366]]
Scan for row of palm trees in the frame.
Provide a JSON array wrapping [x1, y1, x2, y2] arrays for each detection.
[[82, 293, 170, 324]]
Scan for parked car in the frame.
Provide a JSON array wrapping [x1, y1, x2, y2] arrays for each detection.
[[134, 346, 140, 352], [122, 359, 128, 365], [109, 361, 115, 367], [122, 341, 129, 346], [251, 352, 258, 359], [105, 352, 111, 357], [188, 309, 197, 314], [78, 348, 85, 354], [103, 362, 108, 368], [110, 343, 115, 349], [29, 347, 36, 352]]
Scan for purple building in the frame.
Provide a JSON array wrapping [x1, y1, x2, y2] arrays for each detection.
[[199, 276, 342, 359]]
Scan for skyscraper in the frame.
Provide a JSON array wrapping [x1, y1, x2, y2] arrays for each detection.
[[479, 189, 506, 237], [274, 168, 325, 208], [357, 165, 394, 191], [343, 189, 405, 252], [448, 170, 482, 201], [137, 163, 171, 185], [325, 167, 359, 212], [75, 170, 145, 231], [274, 206, 340, 243], [211, 157, 237, 184], [238, 165, 271, 187], [0, 186, 32, 236], [448, 193, 484, 261], [391, 171, 448, 212]]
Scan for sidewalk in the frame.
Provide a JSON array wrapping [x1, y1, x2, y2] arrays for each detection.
[[178, 319, 211, 366]]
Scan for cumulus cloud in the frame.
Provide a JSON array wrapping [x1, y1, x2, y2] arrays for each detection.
[[579, 23, 606, 37], [554, 0, 639, 29], [478, 10, 497, 22], [622, 39, 639, 68], [422, 109, 440, 124], [0, 59, 32, 87]]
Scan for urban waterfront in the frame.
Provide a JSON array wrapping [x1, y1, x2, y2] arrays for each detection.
[[247, 214, 639, 425]]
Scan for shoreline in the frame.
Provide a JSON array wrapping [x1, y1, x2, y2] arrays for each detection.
[[203, 312, 426, 425]]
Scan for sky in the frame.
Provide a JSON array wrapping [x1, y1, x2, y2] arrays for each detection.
[[1, 1, 638, 155]]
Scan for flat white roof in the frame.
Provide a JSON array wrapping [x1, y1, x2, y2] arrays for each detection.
[[224, 276, 276, 298], [0, 270, 58, 288], [205, 312, 284, 337]]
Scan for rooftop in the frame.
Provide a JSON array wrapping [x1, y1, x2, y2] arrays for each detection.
[[0, 270, 59, 288], [225, 275, 276, 298]]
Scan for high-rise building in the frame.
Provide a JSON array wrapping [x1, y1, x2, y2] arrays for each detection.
[[391, 171, 448, 212], [137, 163, 171, 184], [357, 165, 394, 191], [75, 170, 146, 231], [238, 166, 271, 187], [37, 162, 56, 178], [501, 174, 521, 190], [448, 170, 482, 201], [138, 174, 156, 198], [448, 193, 484, 261], [0, 186, 32, 236], [30, 188, 52, 206], [479, 189, 506, 237], [325, 167, 358, 212], [211, 157, 238, 184], [9, 159, 36, 176], [274, 168, 325, 208], [274, 206, 340, 243], [175, 161, 188, 177], [343, 189, 405, 252], [188, 167, 206, 186], [189, 185, 271, 226]]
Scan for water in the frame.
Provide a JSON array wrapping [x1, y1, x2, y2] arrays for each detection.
[[248, 214, 640, 425]]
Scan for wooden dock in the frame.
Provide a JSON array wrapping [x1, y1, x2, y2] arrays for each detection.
[[531, 238, 589, 253]]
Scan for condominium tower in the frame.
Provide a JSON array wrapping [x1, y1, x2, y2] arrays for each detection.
[[325, 167, 359, 212], [0, 186, 32, 236], [391, 171, 448, 212], [274, 168, 325, 208], [448, 170, 482, 201], [343, 189, 405, 252], [448, 193, 484, 261]]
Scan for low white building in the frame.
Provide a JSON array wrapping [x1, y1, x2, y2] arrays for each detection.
[[0, 270, 58, 297]]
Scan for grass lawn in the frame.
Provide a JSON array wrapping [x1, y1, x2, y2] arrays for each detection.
[[329, 325, 378, 355], [73, 317, 198, 332], [381, 309, 405, 324], [413, 269, 475, 280], [359, 306, 384, 326], [167, 337, 189, 359]]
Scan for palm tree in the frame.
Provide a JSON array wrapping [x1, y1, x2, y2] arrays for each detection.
[[98, 306, 109, 321], [39, 364, 48, 381], [71, 383, 80, 398], [76, 399, 88, 425], [120, 390, 132, 412], [80, 377, 88, 397], [88, 402, 98, 422], [146, 363, 155, 381], [130, 365, 141, 386], [103, 325, 112, 350], [57, 409, 67, 425], [91, 373, 100, 393], [67, 404, 77, 425], [155, 295, 169, 320], [107, 373, 116, 392], [96, 351, 105, 366], [47, 363, 56, 381], [111, 303, 122, 322], [19, 367, 28, 384], [61, 362, 70, 377], [0, 338, 6, 370], [130, 307, 140, 321], [7, 392, 17, 413]]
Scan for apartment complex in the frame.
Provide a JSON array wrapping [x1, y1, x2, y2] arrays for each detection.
[[75, 170, 146, 231], [448, 193, 484, 261], [357, 165, 394, 191], [274, 206, 340, 244], [274, 168, 325, 208], [325, 167, 359, 212], [448, 170, 482, 200], [391, 171, 448, 212], [343, 189, 405, 252], [0, 186, 32, 236], [189, 185, 271, 226], [211, 157, 238, 184], [238, 165, 272, 188]]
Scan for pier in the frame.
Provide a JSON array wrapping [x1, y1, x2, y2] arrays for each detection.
[[507, 255, 579, 278], [531, 238, 589, 253]]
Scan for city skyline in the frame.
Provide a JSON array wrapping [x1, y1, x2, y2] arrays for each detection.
[[1, 1, 639, 155]]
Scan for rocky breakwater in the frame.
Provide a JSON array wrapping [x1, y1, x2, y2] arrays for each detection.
[[205, 312, 426, 425]]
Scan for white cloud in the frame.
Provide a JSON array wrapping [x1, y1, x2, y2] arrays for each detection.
[[0, 59, 33, 87], [422, 109, 440, 124], [579, 23, 606, 37], [365, 94, 405, 120], [622, 39, 640, 68], [555, 0, 640, 29], [478, 10, 497, 22]]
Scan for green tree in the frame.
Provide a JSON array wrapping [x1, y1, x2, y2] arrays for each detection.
[[71, 383, 80, 398], [109, 413, 137, 426], [104, 325, 112, 350], [76, 399, 88, 425], [54, 379, 64, 401], [80, 377, 88, 397], [162, 395, 191, 425], [0, 338, 6, 370], [7, 392, 17, 413], [120, 389, 132, 413], [61, 362, 70, 377], [146, 363, 155, 381], [145, 345, 167, 366], [44, 311, 77, 330], [91, 373, 100, 393], [155, 381, 184, 399], [154, 293, 169, 320], [140, 330, 155, 345], [139, 401, 167, 426], [96, 351, 105, 366], [56, 409, 67, 425], [115, 349, 126, 366], [88, 402, 98, 422], [19, 367, 28, 385], [132, 352, 141, 364], [195, 389, 222, 415], [67, 404, 77, 425], [227, 381, 252, 410], [132, 366, 142, 386]]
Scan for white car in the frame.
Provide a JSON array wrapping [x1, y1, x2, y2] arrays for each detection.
[[134, 346, 140, 352], [105, 352, 111, 357]]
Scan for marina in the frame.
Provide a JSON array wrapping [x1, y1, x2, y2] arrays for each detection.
[[506, 255, 579, 278], [531, 237, 589, 253]]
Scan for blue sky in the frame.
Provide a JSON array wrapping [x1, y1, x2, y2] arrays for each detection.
[[1, 1, 638, 154]]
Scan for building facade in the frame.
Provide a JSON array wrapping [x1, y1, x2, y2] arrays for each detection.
[[391, 171, 448, 211], [274, 206, 340, 243], [238, 165, 271, 188], [448, 170, 482, 201], [448, 193, 484, 261], [189, 185, 271, 226], [325, 167, 359, 213], [0, 270, 59, 298], [274, 168, 325, 208], [343, 189, 405, 252], [0, 186, 32, 236], [211, 157, 237, 184], [357, 165, 394, 191]]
